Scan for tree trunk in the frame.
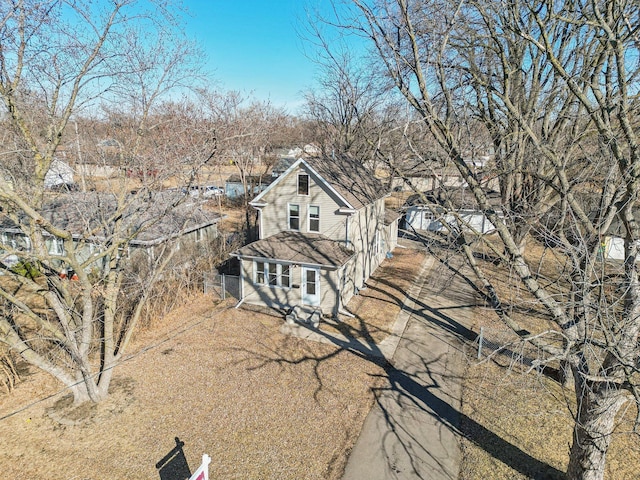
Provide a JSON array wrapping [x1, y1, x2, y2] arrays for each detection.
[[566, 385, 629, 480], [68, 376, 108, 405]]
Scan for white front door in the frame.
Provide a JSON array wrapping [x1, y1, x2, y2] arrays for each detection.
[[301, 267, 320, 306]]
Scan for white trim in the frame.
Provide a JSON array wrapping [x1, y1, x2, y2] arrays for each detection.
[[338, 207, 357, 214], [250, 158, 355, 209]]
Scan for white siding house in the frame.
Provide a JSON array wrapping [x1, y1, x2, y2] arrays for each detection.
[[232, 156, 398, 316]]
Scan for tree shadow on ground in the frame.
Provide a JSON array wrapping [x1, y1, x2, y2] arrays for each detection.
[[244, 314, 564, 479], [373, 359, 565, 479], [156, 437, 191, 480]]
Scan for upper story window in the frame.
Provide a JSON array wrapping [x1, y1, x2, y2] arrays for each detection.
[[309, 205, 320, 233], [289, 204, 300, 230], [298, 174, 309, 195]]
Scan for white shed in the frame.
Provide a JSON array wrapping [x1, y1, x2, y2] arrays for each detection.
[[405, 206, 499, 234]]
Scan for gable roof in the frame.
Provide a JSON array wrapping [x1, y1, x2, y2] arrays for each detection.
[[252, 154, 385, 210], [384, 209, 401, 226], [232, 231, 354, 267]]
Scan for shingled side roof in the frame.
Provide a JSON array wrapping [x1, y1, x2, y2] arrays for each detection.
[[232, 231, 354, 267], [0, 192, 223, 246], [304, 155, 386, 210]]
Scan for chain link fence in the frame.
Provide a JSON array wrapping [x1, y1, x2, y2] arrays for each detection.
[[469, 326, 551, 374], [203, 273, 240, 300]]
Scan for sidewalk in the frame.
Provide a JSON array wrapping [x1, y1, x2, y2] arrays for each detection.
[[341, 250, 478, 479]]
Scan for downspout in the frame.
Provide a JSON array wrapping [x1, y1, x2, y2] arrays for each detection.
[[337, 265, 355, 318], [235, 256, 246, 309], [345, 215, 350, 248]]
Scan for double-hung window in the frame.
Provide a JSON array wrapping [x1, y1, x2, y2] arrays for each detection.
[[254, 261, 291, 288], [267, 263, 278, 286], [289, 204, 300, 230], [49, 238, 64, 255], [256, 261, 266, 284], [298, 174, 309, 195], [309, 205, 320, 233], [281, 265, 291, 288]]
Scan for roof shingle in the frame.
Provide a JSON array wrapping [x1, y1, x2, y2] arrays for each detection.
[[233, 232, 354, 267]]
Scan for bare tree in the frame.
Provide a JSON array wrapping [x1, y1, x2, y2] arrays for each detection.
[[0, 0, 207, 405], [321, 0, 640, 478], [198, 89, 287, 240]]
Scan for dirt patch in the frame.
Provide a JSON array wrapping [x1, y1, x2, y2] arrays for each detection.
[[45, 378, 136, 427]]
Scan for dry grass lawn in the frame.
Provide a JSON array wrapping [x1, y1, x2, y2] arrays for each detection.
[[459, 327, 640, 479], [454, 235, 640, 479], [0, 248, 425, 480]]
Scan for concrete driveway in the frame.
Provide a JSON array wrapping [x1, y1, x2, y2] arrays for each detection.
[[342, 251, 479, 480]]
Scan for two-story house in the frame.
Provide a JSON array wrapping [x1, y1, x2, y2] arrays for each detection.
[[232, 155, 399, 316]]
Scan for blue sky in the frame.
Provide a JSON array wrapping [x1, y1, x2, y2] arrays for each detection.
[[183, 0, 333, 113]]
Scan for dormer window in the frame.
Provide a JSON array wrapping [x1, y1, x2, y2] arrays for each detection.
[[298, 174, 309, 195]]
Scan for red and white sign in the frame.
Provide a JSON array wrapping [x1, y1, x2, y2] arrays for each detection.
[[189, 454, 211, 480]]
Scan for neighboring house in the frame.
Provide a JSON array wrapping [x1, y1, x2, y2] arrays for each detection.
[[599, 217, 635, 261], [286, 144, 321, 159], [404, 187, 502, 234], [390, 157, 498, 192], [231, 155, 399, 316], [603, 236, 625, 261], [225, 174, 273, 199], [44, 159, 75, 189], [271, 157, 297, 178], [0, 192, 223, 271], [391, 164, 466, 192]]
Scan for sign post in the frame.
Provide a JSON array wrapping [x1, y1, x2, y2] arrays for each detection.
[[189, 454, 211, 480]]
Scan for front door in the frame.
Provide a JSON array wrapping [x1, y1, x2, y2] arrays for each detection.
[[301, 267, 320, 306]]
